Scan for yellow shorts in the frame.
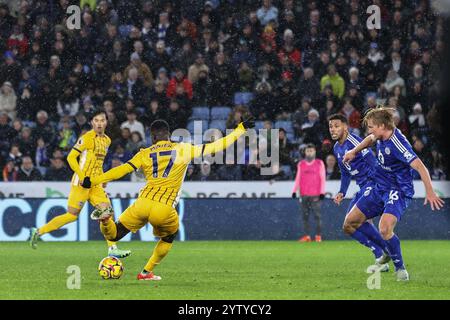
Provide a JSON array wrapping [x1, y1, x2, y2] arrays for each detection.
[[67, 185, 110, 210], [118, 197, 179, 238]]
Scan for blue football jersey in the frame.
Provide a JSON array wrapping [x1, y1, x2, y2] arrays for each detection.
[[373, 128, 417, 198], [333, 133, 377, 195]]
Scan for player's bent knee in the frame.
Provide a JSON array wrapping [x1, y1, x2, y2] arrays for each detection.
[[161, 230, 178, 243], [110, 222, 131, 242]]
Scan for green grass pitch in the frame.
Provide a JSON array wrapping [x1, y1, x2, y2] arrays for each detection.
[[1, 240, 450, 300]]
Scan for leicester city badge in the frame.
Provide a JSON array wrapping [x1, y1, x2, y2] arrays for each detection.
[[385, 147, 390, 155]]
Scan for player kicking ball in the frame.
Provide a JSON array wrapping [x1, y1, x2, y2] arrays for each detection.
[[83, 116, 255, 280], [30, 108, 131, 259], [343, 107, 444, 281], [328, 114, 389, 272]]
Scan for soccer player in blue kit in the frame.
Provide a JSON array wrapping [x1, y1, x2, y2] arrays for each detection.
[[328, 114, 389, 272], [343, 107, 445, 281]]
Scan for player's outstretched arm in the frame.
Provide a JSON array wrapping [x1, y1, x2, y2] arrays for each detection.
[[190, 115, 255, 159], [410, 158, 445, 211], [67, 148, 85, 181], [90, 163, 135, 186], [343, 134, 376, 163]]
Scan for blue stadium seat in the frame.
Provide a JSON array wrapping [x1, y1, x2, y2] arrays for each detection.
[[209, 120, 227, 133], [187, 120, 209, 135], [286, 132, 295, 143], [190, 107, 210, 120], [255, 121, 268, 131], [234, 92, 254, 105], [274, 120, 294, 134], [210, 106, 232, 120]]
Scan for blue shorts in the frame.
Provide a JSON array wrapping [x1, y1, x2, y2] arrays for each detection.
[[346, 182, 375, 214], [355, 185, 411, 221]]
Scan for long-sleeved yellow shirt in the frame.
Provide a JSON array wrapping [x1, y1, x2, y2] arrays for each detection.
[[91, 124, 247, 207]]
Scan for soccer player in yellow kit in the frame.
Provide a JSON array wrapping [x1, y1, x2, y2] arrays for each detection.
[[29, 109, 131, 258], [86, 117, 254, 280]]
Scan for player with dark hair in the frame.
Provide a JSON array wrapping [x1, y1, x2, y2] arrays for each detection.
[[85, 116, 255, 280], [343, 107, 445, 281], [30, 108, 131, 258], [328, 114, 388, 272]]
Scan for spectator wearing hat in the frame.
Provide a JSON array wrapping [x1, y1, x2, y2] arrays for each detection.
[[188, 53, 210, 84], [0, 81, 17, 120], [0, 51, 21, 89], [301, 108, 324, 146], [320, 64, 345, 99], [124, 51, 154, 88]]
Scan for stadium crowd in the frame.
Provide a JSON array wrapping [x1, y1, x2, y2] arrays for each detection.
[[0, 0, 447, 182]]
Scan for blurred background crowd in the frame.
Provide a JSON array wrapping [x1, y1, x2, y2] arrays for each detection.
[[0, 0, 447, 182]]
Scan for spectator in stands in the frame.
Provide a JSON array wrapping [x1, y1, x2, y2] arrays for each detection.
[[57, 117, 76, 154], [0, 81, 17, 120], [0, 1, 445, 181], [301, 109, 324, 147], [126, 131, 146, 154], [44, 157, 71, 181], [188, 53, 209, 85], [320, 64, 345, 99], [124, 52, 154, 88], [15, 126, 34, 157], [167, 99, 188, 130], [292, 143, 326, 242], [325, 154, 340, 180], [2, 159, 17, 181], [340, 97, 361, 134], [257, 0, 279, 26], [167, 67, 193, 100], [279, 128, 294, 168], [194, 160, 218, 181], [120, 109, 145, 140], [35, 137, 50, 170], [17, 156, 42, 181]]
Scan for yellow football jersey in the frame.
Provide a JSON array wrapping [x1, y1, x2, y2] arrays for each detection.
[[71, 130, 111, 186], [91, 123, 247, 207], [126, 141, 203, 207]]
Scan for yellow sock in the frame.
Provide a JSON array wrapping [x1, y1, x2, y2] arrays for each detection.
[[38, 213, 78, 235], [144, 240, 173, 272], [106, 240, 116, 248], [100, 218, 117, 242]]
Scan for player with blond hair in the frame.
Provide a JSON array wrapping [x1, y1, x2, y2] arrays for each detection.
[[343, 107, 444, 281]]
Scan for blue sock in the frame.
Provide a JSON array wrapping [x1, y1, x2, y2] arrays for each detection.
[[350, 230, 383, 259], [357, 222, 390, 254], [386, 234, 404, 270]]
